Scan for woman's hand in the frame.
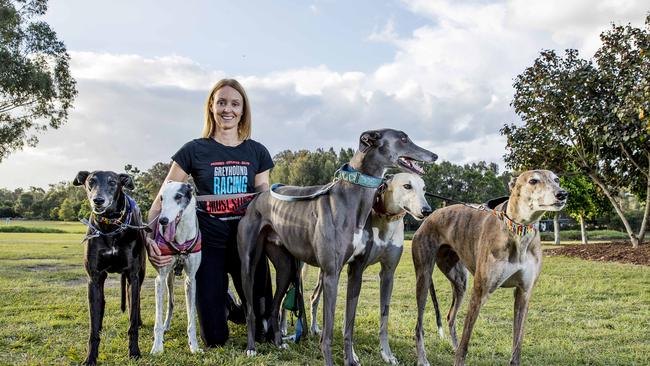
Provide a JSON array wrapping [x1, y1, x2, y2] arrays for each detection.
[[146, 237, 173, 267]]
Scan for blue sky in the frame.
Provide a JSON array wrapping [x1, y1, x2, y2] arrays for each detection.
[[0, 0, 647, 188]]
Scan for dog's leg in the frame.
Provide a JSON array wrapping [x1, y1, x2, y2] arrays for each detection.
[[151, 263, 173, 354], [434, 246, 467, 349], [185, 252, 203, 353], [126, 271, 142, 359], [238, 221, 266, 356], [454, 279, 490, 366], [509, 287, 532, 366], [413, 237, 436, 366], [83, 272, 106, 366], [164, 266, 174, 332], [309, 269, 323, 336], [439, 259, 468, 351], [321, 269, 340, 366], [265, 243, 294, 348], [343, 261, 363, 366], [378, 257, 400, 365]]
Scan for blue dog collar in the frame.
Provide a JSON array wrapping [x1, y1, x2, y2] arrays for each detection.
[[335, 164, 384, 188]]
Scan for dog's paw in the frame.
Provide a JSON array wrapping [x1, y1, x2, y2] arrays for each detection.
[[190, 346, 203, 354], [381, 351, 399, 365], [417, 359, 431, 366], [150, 344, 163, 354], [82, 358, 96, 366], [246, 349, 257, 357], [279, 343, 289, 350], [310, 324, 321, 336]]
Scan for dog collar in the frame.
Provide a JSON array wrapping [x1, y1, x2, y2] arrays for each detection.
[[335, 164, 384, 188], [94, 195, 131, 226], [372, 194, 406, 222], [492, 206, 537, 237]]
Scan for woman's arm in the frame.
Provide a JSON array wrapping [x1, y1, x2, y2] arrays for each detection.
[[254, 169, 270, 192], [146, 162, 189, 267]]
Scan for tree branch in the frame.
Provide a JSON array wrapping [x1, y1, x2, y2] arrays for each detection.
[[619, 143, 649, 178]]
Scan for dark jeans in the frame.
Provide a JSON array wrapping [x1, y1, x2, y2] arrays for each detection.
[[195, 244, 273, 347]]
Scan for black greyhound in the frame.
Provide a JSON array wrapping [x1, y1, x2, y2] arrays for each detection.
[[74, 171, 147, 366]]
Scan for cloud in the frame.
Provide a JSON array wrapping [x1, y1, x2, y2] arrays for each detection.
[[1, 1, 647, 188]]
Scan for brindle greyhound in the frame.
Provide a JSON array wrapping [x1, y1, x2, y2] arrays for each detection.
[[309, 173, 432, 365], [74, 171, 147, 366], [238, 129, 438, 366], [412, 170, 567, 366]]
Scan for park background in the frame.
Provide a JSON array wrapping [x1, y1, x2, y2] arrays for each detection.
[[1, 0, 649, 365]]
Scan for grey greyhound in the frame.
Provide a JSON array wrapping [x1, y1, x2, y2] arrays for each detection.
[[238, 129, 438, 366], [412, 170, 567, 366], [309, 172, 432, 365]]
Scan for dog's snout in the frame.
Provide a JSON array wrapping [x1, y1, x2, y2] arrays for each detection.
[[555, 190, 568, 201], [422, 206, 433, 216], [92, 197, 105, 206], [159, 217, 169, 226]]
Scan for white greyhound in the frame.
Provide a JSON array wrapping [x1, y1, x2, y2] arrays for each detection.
[[308, 172, 432, 364], [150, 181, 202, 354]]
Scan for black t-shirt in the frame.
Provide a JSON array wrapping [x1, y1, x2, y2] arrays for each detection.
[[172, 138, 274, 248]]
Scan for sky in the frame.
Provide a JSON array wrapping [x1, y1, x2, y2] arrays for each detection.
[[0, 0, 648, 189]]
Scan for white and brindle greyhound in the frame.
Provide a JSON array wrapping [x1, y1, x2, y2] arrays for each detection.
[[150, 181, 202, 354], [412, 170, 567, 366], [309, 172, 432, 365], [238, 129, 438, 366]]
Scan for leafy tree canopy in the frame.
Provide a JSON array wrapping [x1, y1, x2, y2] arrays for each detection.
[[0, 0, 77, 162]]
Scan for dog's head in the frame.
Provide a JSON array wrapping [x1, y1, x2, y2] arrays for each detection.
[[159, 181, 195, 229], [358, 129, 438, 175], [73, 171, 134, 215], [382, 173, 432, 220], [509, 170, 567, 212]]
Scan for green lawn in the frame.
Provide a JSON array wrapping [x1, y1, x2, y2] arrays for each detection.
[[0, 221, 649, 365]]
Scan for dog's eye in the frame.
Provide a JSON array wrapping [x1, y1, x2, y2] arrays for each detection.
[[175, 193, 182, 200], [400, 136, 408, 143], [528, 179, 538, 185], [403, 184, 412, 190], [108, 181, 117, 187], [554, 178, 560, 183]]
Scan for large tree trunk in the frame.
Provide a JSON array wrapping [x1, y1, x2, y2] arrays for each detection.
[[637, 157, 650, 245], [588, 173, 639, 248], [579, 214, 588, 245], [554, 212, 561, 245]]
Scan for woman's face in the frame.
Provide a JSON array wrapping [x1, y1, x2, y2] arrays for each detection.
[[211, 85, 244, 132]]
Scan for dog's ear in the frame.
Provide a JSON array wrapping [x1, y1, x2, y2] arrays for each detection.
[[508, 176, 518, 192], [119, 174, 135, 190], [360, 130, 382, 152], [73, 171, 90, 186]]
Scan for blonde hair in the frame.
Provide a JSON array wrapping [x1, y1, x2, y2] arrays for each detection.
[[201, 79, 252, 140]]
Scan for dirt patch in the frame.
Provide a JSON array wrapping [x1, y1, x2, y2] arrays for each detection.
[[545, 241, 650, 266]]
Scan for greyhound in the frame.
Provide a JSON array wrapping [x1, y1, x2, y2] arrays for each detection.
[[238, 129, 438, 366], [74, 171, 147, 366], [412, 170, 567, 366], [309, 172, 432, 365], [150, 181, 202, 354]]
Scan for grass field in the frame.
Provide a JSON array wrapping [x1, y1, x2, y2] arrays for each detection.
[[0, 222, 649, 366]]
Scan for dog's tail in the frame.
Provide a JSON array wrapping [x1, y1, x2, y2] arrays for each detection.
[[120, 273, 126, 313], [429, 279, 444, 338]]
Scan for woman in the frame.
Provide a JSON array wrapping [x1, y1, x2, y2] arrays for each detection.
[[146, 79, 273, 346]]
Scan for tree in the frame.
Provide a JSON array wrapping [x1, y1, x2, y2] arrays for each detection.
[[561, 175, 610, 244], [0, 0, 77, 162], [502, 15, 650, 247]]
